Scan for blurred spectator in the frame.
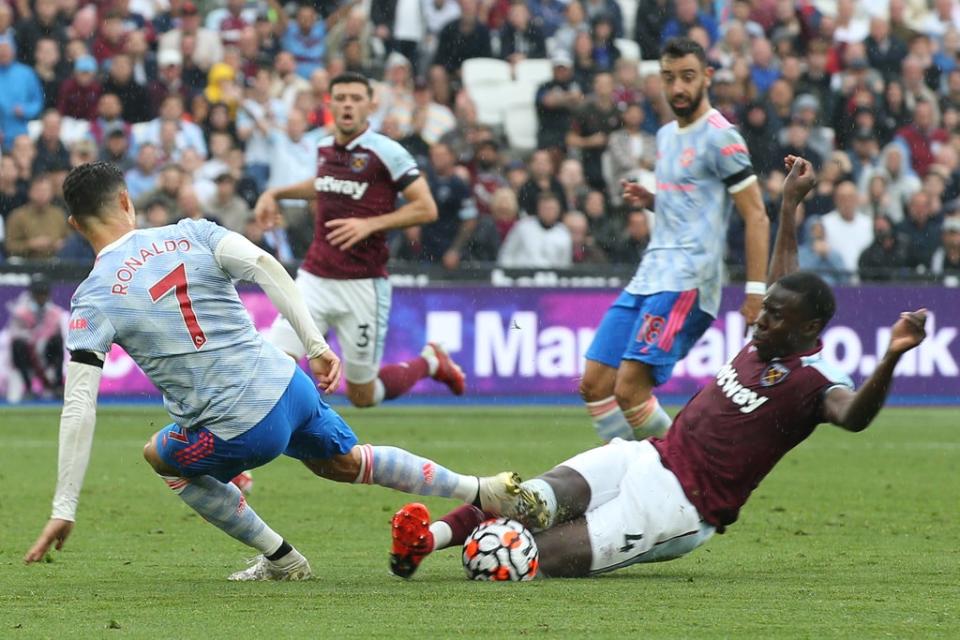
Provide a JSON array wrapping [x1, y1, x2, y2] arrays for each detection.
[[557, 158, 589, 213], [605, 102, 655, 195], [124, 143, 160, 201], [859, 215, 910, 282], [148, 49, 191, 113], [799, 217, 850, 286], [138, 94, 208, 158], [412, 78, 456, 145], [6, 275, 65, 399], [268, 51, 311, 110], [788, 94, 833, 162], [178, 183, 221, 225], [373, 52, 415, 134], [57, 227, 96, 262], [572, 30, 597, 88], [859, 143, 921, 223], [244, 213, 293, 261], [517, 149, 565, 216], [33, 37, 67, 111], [899, 190, 944, 269], [555, 1, 589, 56], [820, 180, 874, 275], [564, 210, 606, 264], [142, 200, 172, 228], [423, 142, 477, 269], [204, 172, 249, 233], [896, 99, 949, 177], [498, 192, 572, 267], [203, 62, 241, 119], [159, 1, 224, 72], [278, 4, 326, 79], [608, 209, 650, 264], [4, 174, 68, 260], [237, 68, 287, 191], [470, 138, 506, 216], [103, 54, 152, 123], [505, 158, 529, 192], [11, 134, 36, 182], [612, 57, 641, 110], [866, 16, 909, 80], [32, 110, 70, 175], [582, 0, 623, 39], [390, 225, 425, 262], [136, 163, 184, 216], [499, 1, 547, 64], [635, 0, 671, 60], [56, 55, 102, 120], [468, 186, 518, 262], [567, 72, 620, 189], [101, 128, 133, 171], [777, 119, 824, 173], [847, 129, 882, 185], [372, 0, 423, 74], [0, 35, 43, 150], [930, 215, 960, 281], [14, 0, 66, 67], [1, 154, 28, 220], [217, 0, 252, 47], [224, 147, 261, 209], [261, 107, 320, 257], [740, 102, 778, 176], [535, 51, 582, 153], [662, 0, 718, 47], [528, 0, 567, 38], [89, 93, 131, 146], [434, 0, 491, 74], [590, 15, 621, 72], [93, 12, 128, 64]]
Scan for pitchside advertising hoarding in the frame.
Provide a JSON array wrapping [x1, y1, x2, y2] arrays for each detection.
[[0, 282, 957, 403]]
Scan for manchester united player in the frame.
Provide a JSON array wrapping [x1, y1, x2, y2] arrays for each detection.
[[255, 72, 464, 408], [388, 156, 930, 579]]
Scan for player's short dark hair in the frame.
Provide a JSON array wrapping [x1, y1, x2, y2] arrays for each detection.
[[330, 72, 373, 98], [777, 271, 836, 327], [661, 37, 708, 67], [62, 161, 126, 226]]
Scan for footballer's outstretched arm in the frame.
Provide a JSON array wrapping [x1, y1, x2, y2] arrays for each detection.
[[823, 309, 927, 433], [24, 352, 104, 563], [254, 178, 318, 229], [325, 176, 438, 250], [214, 231, 341, 393], [767, 156, 816, 285], [732, 177, 769, 326]]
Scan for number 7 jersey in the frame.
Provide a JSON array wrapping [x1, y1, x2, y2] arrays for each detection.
[[66, 219, 296, 439]]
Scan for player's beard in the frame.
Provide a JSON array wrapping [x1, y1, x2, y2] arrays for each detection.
[[669, 81, 706, 120]]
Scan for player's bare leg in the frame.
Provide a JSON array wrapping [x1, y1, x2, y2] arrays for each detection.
[[142, 434, 311, 581], [301, 444, 539, 515], [532, 518, 593, 578], [613, 360, 672, 439], [580, 359, 634, 442]]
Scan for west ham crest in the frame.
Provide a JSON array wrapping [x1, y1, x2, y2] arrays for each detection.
[[350, 152, 370, 172], [760, 362, 790, 387]]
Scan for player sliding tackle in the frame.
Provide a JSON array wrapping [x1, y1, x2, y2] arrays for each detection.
[[23, 162, 537, 580], [389, 156, 930, 578]]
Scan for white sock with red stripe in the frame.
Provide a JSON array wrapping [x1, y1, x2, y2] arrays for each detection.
[[623, 396, 672, 439], [353, 444, 479, 501], [162, 474, 284, 555], [586, 396, 634, 442]]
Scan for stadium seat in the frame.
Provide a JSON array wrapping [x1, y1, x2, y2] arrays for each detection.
[[514, 58, 553, 87], [616, 38, 641, 62], [462, 58, 512, 88], [468, 84, 508, 126], [617, 0, 638, 40], [503, 93, 538, 152], [638, 59, 661, 78]]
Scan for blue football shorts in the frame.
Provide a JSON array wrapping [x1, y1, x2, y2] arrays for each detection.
[[155, 367, 358, 482], [585, 289, 714, 386]]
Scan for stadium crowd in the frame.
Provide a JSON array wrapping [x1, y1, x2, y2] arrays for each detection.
[[0, 0, 959, 282]]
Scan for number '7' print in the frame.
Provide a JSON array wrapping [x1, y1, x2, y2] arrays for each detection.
[[149, 263, 207, 349]]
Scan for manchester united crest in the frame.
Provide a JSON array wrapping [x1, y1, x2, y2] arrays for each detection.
[[350, 152, 370, 173], [760, 362, 790, 387], [680, 147, 696, 168]]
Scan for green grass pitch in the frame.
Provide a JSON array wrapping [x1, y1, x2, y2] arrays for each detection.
[[1, 406, 958, 639]]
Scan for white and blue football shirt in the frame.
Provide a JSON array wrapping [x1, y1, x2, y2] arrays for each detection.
[[66, 219, 296, 440], [626, 109, 756, 317]]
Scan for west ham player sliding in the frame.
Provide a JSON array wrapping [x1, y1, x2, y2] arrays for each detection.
[[581, 37, 769, 443], [255, 72, 464, 408], [388, 156, 930, 578], [23, 162, 536, 580]]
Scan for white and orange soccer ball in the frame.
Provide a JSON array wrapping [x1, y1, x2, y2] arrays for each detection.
[[462, 518, 539, 581]]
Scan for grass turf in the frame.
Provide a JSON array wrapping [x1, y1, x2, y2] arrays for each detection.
[[1, 406, 958, 639]]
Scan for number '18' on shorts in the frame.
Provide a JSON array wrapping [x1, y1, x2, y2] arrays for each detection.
[[585, 289, 714, 386], [155, 367, 358, 482]]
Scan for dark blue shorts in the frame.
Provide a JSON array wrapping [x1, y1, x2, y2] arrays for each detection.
[[585, 289, 714, 386], [156, 368, 358, 482]]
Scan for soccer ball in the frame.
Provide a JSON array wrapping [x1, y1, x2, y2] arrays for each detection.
[[462, 518, 539, 581]]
